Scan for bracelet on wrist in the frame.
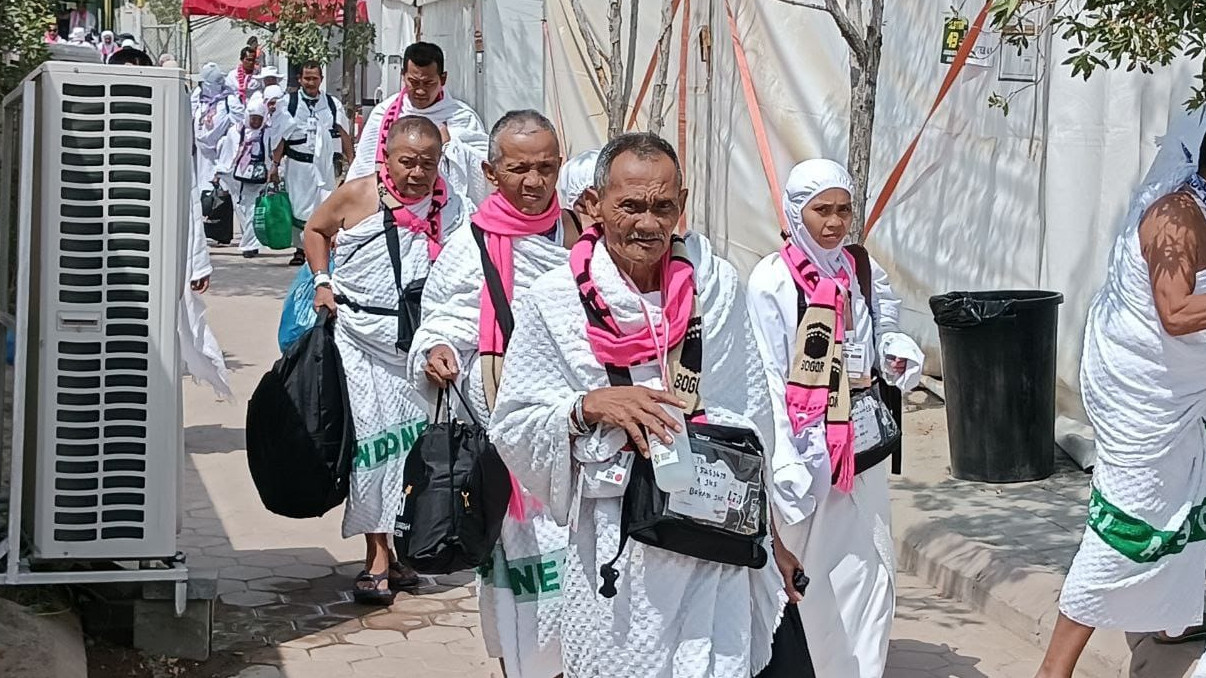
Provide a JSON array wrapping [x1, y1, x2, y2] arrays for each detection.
[[312, 271, 331, 288]]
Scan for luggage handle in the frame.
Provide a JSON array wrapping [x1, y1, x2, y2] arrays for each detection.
[[435, 381, 481, 428]]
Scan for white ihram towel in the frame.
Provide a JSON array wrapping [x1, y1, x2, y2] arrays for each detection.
[[488, 232, 784, 678]]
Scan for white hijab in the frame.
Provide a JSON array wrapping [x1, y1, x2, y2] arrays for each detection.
[[782, 158, 856, 279], [557, 149, 600, 209], [244, 96, 268, 129]]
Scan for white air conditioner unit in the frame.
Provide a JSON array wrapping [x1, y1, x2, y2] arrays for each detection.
[[1, 62, 189, 567]]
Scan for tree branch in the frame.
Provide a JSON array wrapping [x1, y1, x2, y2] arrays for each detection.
[[777, 0, 867, 66], [649, 0, 676, 136], [569, 0, 610, 89], [607, 0, 626, 138], [621, 0, 641, 133]]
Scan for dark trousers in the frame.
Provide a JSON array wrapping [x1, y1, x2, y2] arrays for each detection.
[[755, 604, 816, 678]]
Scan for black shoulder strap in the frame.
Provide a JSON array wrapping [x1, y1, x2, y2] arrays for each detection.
[[470, 223, 515, 347], [288, 91, 299, 117], [565, 209, 583, 237], [382, 208, 407, 352], [845, 243, 874, 303]]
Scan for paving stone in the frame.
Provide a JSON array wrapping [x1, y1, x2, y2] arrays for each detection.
[[178, 535, 229, 549], [350, 656, 425, 675], [255, 603, 322, 620], [233, 665, 282, 678], [444, 637, 490, 658], [887, 650, 950, 671], [280, 633, 339, 651], [223, 565, 276, 582], [218, 579, 248, 594], [282, 589, 349, 607], [249, 577, 311, 593], [378, 640, 455, 659], [341, 629, 407, 647], [434, 572, 475, 587], [220, 591, 280, 607], [186, 555, 239, 571], [389, 598, 447, 615], [270, 659, 356, 678], [241, 554, 299, 569], [274, 563, 336, 580], [336, 562, 365, 577], [416, 586, 472, 601], [455, 597, 480, 613], [432, 612, 478, 628], [363, 613, 427, 631], [405, 625, 473, 643], [295, 615, 363, 633], [326, 601, 381, 619], [308, 643, 381, 663]]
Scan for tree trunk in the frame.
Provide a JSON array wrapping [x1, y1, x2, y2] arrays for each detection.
[[340, 0, 358, 125], [846, 0, 882, 243], [607, 0, 626, 139], [649, 0, 676, 136]]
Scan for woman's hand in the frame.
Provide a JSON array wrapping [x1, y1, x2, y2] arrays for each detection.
[[580, 387, 684, 458]]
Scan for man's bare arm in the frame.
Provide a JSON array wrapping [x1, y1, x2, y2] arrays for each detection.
[[338, 125, 354, 164], [1139, 191, 1206, 336], [302, 185, 349, 273]]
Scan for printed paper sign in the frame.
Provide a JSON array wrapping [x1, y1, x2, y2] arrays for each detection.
[[852, 395, 883, 453], [667, 454, 733, 524]]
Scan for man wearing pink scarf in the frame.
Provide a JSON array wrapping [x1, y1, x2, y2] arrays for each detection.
[[303, 116, 469, 606], [408, 110, 571, 678], [347, 42, 489, 204]]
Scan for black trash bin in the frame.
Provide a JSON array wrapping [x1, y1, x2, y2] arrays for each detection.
[[929, 290, 1064, 483]]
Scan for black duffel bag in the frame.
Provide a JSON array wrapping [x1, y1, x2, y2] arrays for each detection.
[[393, 384, 512, 574], [246, 309, 355, 518]]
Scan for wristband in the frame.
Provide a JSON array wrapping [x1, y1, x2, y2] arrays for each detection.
[[312, 272, 331, 288]]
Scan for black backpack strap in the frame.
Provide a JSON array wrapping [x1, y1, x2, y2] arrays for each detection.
[[597, 360, 634, 598], [326, 94, 341, 137], [470, 223, 515, 348], [382, 207, 407, 352], [287, 91, 299, 117], [845, 243, 874, 303]]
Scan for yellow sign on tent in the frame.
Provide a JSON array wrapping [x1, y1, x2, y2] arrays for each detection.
[[941, 16, 968, 64]]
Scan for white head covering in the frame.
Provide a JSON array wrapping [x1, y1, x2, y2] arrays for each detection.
[[68, 27, 87, 42], [557, 149, 601, 209], [256, 66, 281, 81], [121, 38, 136, 48], [782, 158, 856, 278], [245, 96, 268, 128], [101, 30, 114, 42], [262, 84, 285, 102]]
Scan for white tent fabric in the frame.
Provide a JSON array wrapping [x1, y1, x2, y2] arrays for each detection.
[[371, 0, 1200, 462]]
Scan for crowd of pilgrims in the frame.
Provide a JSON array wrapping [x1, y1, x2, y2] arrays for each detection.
[[190, 38, 925, 678]]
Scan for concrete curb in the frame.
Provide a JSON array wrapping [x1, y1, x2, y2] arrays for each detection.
[[893, 509, 1131, 678]]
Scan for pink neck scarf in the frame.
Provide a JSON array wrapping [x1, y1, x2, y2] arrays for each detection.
[[375, 88, 446, 169], [570, 225, 695, 368], [377, 168, 447, 261], [474, 191, 559, 521], [781, 241, 857, 492]]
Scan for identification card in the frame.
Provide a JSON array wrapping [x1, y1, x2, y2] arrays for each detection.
[[594, 454, 631, 486], [844, 343, 867, 377], [851, 393, 883, 453]]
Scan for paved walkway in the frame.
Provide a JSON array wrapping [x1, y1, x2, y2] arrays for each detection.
[[177, 249, 1116, 677]]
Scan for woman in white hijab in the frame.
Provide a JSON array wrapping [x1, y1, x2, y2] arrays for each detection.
[[746, 158, 924, 678], [215, 95, 274, 257], [98, 30, 117, 60], [555, 148, 600, 247]]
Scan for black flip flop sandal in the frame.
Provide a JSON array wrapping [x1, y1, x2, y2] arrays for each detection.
[[388, 561, 421, 591], [352, 570, 396, 606], [1154, 624, 1206, 645]]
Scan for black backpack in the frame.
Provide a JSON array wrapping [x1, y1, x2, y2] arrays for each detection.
[[246, 310, 355, 518], [393, 385, 512, 574]]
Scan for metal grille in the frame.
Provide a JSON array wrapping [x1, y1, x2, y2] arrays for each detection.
[[51, 82, 155, 545]]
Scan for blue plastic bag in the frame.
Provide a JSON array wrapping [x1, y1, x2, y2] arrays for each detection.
[[278, 258, 334, 353]]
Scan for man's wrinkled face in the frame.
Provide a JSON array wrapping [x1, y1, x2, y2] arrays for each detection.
[[404, 61, 445, 109], [483, 129, 561, 216], [300, 67, 322, 97], [586, 151, 686, 274], [386, 130, 442, 201]]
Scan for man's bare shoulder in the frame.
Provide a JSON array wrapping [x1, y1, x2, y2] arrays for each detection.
[[1139, 190, 1206, 242]]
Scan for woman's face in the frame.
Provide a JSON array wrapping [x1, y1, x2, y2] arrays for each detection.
[[248, 114, 264, 130], [799, 187, 853, 250]]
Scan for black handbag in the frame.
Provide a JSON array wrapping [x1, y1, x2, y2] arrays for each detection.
[[200, 188, 216, 218], [597, 349, 770, 597], [393, 384, 513, 574], [245, 309, 356, 518], [332, 207, 427, 353]]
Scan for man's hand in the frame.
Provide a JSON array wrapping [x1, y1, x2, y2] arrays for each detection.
[[580, 386, 685, 458], [438, 123, 451, 145], [424, 345, 459, 386], [190, 276, 210, 294], [314, 285, 337, 315], [269, 168, 281, 185], [773, 537, 805, 604]]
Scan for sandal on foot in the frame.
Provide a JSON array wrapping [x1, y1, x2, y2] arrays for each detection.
[[389, 561, 421, 590], [352, 570, 396, 606], [1155, 624, 1206, 644]]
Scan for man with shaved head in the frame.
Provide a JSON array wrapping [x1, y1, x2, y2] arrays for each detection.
[[303, 115, 471, 606], [408, 109, 575, 677]]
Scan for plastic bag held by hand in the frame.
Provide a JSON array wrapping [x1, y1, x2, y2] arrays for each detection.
[[278, 256, 333, 353]]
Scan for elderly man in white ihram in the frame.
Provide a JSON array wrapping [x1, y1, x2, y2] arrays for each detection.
[[488, 132, 803, 677]]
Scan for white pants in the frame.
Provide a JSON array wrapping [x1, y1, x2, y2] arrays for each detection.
[[232, 183, 265, 252], [780, 463, 895, 678], [283, 155, 331, 249]]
